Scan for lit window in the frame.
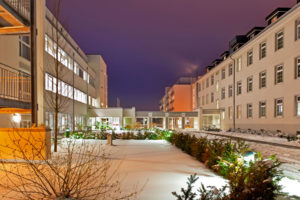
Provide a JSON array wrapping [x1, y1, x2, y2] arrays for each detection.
[[45, 73, 53, 91], [228, 63, 233, 76], [216, 99, 219, 109], [247, 76, 253, 92], [296, 96, 300, 116], [237, 57, 242, 72], [260, 42, 266, 59], [296, 19, 300, 40], [275, 98, 283, 117], [247, 104, 253, 118], [211, 92, 214, 103], [19, 36, 30, 60], [68, 85, 73, 99], [237, 105, 242, 119], [247, 50, 253, 65], [259, 101, 266, 118], [275, 31, 284, 51], [228, 107, 233, 120], [296, 57, 300, 79], [259, 71, 266, 88], [216, 81, 219, 92], [221, 68, 225, 79], [221, 87, 225, 100], [237, 81, 242, 95], [275, 65, 283, 84], [228, 85, 233, 97]]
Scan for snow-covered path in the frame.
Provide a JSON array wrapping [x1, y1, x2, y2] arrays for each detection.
[[108, 140, 227, 200]]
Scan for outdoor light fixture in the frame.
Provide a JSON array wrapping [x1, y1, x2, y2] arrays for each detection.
[[12, 113, 21, 123]]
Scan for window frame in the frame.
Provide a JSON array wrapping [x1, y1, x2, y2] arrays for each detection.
[[247, 50, 253, 66], [275, 64, 284, 84], [259, 71, 267, 89], [247, 76, 253, 92], [275, 98, 284, 117], [259, 42, 267, 59], [275, 30, 284, 51], [259, 101, 266, 118], [247, 103, 253, 119], [237, 81, 242, 95]]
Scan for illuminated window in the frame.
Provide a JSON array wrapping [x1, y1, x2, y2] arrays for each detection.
[[228, 106, 233, 120], [237, 105, 242, 119], [247, 50, 253, 66], [275, 98, 283, 117], [216, 99, 219, 109], [45, 73, 53, 91], [247, 104, 253, 118], [275, 65, 283, 84], [19, 36, 30, 60], [275, 31, 284, 51], [296, 96, 300, 116], [216, 81, 219, 92], [247, 76, 253, 92], [259, 101, 266, 118], [237, 57, 242, 72], [237, 81, 242, 95], [260, 42, 266, 59], [259, 71, 266, 88]]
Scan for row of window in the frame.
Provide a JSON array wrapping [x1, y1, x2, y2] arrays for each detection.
[[227, 96, 300, 120], [45, 73, 93, 104], [45, 35, 95, 87], [197, 19, 300, 90]]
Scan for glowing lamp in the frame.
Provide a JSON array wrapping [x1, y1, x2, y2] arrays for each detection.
[[12, 113, 21, 123]]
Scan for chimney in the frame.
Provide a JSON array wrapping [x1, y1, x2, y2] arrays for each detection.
[[298, 0, 300, 3]]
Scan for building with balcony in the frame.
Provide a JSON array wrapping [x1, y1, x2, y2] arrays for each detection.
[[192, 2, 300, 135], [0, 0, 108, 131], [159, 77, 195, 112]]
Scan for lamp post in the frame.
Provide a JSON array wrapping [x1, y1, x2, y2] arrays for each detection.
[[30, 0, 37, 126]]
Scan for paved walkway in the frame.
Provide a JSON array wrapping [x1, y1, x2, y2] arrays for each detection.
[[108, 140, 226, 200]]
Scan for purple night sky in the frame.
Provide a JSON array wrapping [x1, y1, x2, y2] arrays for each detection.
[[47, 0, 295, 110]]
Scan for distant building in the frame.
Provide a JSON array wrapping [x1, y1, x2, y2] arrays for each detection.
[[192, 3, 300, 135], [0, 0, 108, 131], [159, 77, 195, 112]]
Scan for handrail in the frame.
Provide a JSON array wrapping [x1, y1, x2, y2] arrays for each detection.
[[0, 63, 31, 103], [3, 0, 30, 22]]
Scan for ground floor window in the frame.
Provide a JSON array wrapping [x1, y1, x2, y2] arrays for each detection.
[[228, 106, 233, 120], [237, 105, 242, 119], [259, 101, 266, 118], [247, 104, 253, 118], [275, 98, 283, 117], [296, 95, 300, 116]]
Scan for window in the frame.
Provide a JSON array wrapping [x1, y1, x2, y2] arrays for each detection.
[[260, 42, 266, 59], [259, 101, 266, 118], [45, 73, 53, 91], [228, 106, 233, 120], [237, 81, 242, 95], [237, 57, 242, 72], [247, 50, 253, 65], [206, 94, 209, 104], [237, 105, 242, 119], [296, 95, 300, 116], [211, 75, 214, 85], [211, 92, 214, 103], [202, 96, 204, 105], [206, 78, 209, 88], [221, 68, 226, 79], [296, 57, 300, 79], [228, 64, 233, 76], [247, 76, 253, 92], [216, 99, 219, 109], [247, 104, 253, 118], [202, 81, 205, 90], [275, 98, 283, 117], [259, 71, 266, 88], [221, 87, 225, 100], [19, 36, 30, 60], [296, 19, 300, 40], [275, 31, 284, 51], [275, 65, 283, 84], [216, 81, 219, 92], [228, 85, 233, 97]]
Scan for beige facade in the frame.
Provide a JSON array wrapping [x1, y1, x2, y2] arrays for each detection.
[[0, 0, 108, 131], [192, 4, 300, 135]]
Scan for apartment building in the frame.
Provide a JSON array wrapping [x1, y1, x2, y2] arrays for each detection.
[[0, 0, 108, 131], [193, 3, 300, 135], [160, 77, 195, 112]]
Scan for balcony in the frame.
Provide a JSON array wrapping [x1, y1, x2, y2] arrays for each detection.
[[0, 0, 30, 34], [0, 63, 31, 109]]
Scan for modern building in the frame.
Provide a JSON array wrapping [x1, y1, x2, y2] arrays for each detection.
[[159, 77, 195, 112], [0, 0, 108, 131], [192, 3, 300, 135]]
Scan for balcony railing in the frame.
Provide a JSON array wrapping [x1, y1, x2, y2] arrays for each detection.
[[0, 63, 31, 103], [3, 0, 30, 22]]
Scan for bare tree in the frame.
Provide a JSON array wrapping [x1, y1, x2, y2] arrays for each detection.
[[0, 129, 141, 199]]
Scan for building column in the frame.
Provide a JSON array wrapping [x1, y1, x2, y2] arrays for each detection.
[[147, 117, 150, 129], [182, 117, 185, 130], [198, 108, 203, 131], [165, 117, 169, 130], [119, 116, 123, 129]]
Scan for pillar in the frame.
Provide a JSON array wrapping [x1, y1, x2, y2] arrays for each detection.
[[182, 117, 185, 130], [198, 108, 203, 131]]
